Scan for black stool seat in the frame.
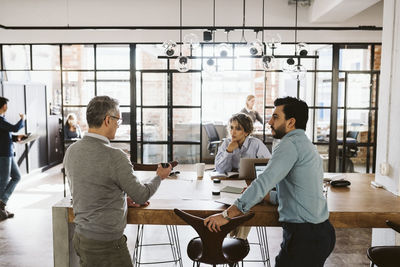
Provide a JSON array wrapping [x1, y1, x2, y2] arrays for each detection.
[[188, 237, 250, 264], [367, 220, 400, 267], [174, 208, 254, 266], [367, 246, 400, 267]]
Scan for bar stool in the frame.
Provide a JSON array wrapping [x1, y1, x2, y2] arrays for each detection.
[[132, 162, 182, 267]]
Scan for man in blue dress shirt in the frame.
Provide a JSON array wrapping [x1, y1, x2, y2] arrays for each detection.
[[205, 96, 336, 267]]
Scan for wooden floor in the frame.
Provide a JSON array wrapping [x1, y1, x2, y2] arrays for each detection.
[[0, 165, 372, 266]]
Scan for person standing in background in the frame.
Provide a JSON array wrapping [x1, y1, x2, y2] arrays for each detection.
[[0, 97, 27, 221], [240, 95, 263, 124]]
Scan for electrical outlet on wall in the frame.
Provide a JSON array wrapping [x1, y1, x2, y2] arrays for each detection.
[[380, 162, 390, 176]]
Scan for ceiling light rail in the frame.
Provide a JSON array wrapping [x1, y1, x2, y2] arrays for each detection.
[[0, 24, 382, 31]]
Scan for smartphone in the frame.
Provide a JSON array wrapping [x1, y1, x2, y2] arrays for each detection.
[[21, 132, 31, 140], [161, 163, 170, 168]]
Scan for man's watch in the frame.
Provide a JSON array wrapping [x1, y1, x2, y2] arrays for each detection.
[[222, 209, 231, 220]]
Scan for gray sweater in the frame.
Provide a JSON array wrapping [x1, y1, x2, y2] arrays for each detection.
[[64, 134, 161, 241]]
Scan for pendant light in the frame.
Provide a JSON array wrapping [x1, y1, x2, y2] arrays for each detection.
[[284, 0, 309, 80], [175, 0, 190, 72]]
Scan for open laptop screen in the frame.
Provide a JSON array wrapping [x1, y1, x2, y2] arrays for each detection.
[[254, 163, 268, 179], [238, 158, 269, 179]]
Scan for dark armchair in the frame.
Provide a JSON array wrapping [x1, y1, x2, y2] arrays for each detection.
[[203, 123, 223, 156], [367, 220, 400, 267], [174, 208, 254, 267], [338, 131, 359, 172]]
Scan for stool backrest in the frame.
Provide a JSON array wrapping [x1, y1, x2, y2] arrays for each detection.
[[174, 208, 254, 265]]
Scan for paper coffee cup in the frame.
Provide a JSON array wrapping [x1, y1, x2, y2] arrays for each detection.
[[196, 163, 205, 177]]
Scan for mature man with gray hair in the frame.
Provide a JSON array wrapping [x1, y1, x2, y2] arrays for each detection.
[[64, 96, 171, 267]]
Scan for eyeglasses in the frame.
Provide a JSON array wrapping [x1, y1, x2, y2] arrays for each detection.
[[105, 115, 122, 126]]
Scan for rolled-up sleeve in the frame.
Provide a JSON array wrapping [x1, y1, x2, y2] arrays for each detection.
[[234, 139, 298, 213]]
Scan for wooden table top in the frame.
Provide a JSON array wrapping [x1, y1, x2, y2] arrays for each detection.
[[57, 171, 400, 228]]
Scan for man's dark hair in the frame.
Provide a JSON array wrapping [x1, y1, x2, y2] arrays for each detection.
[[274, 96, 308, 130], [229, 113, 254, 134], [0, 97, 9, 109]]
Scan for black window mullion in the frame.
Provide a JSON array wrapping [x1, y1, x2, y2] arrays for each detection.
[[328, 44, 339, 172], [167, 70, 173, 161], [341, 72, 348, 172], [60, 45, 66, 156], [140, 71, 144, 163], [372, 73, 379, 173], [130, 44, 137, 163]]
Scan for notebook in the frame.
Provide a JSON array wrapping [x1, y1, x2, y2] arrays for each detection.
[[210, 171, 239, 178]]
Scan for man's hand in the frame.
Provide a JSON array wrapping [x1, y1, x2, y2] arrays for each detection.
[[226, 140, 239, 153], [127, 197, 149, 208], [204, 213, 229, 232], [156, 163, 172, 179], [16, 134, 25, 142], [19, 113, 25, 120]]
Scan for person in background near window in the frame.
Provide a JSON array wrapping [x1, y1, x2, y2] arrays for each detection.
[[205, 97, 335, 267], [215, 112, 271, 174], [240, 94, 263, 124], [0, 97, 27, 222], [64, 113, 82, 140], [64, 96, 172, 267]]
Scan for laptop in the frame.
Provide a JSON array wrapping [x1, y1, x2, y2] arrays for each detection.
[[238, 158, 269, 179], [254, 162, 269, 179]]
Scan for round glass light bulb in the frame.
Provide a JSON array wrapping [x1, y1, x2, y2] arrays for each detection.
[[217, 43, 230, 57], [266, 33, 282, 50], [175, 56, 190, 72], [290, 64, 307, 81], [247, 39, 263, 56], [183, 33, 200, 49], [297, 42, 309, 57]]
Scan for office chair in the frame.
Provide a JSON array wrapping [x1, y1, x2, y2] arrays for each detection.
[[203, 123, 222, 156], [132, 161, 182, 267], [367, 220, 400, 267], [338, 131, 359, 172], [174, 208, 255, 267]]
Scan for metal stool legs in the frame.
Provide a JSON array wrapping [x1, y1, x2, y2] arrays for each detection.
[[132, 224, 182, 266], [244, 226, 271, 267]]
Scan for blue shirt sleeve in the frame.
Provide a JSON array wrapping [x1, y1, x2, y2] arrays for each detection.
[[234, 138, 298, 213], [0, 118, 24, 132]]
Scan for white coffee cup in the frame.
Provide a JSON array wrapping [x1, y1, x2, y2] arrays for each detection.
[[196, 163, 205, 178]]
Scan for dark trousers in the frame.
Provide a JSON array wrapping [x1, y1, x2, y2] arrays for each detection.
[[73, 232, 133, 267], [275, 219, 336, 267]]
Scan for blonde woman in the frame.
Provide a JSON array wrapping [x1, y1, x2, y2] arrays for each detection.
[[240, 95, 263, 124]]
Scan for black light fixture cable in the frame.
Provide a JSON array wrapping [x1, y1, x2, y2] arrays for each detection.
[[179, 0, 183, 56], [212, 0, 216, 57], [262, 0, 265, 54], [294, 0, 298, 56], [240, 0, 246, 42]]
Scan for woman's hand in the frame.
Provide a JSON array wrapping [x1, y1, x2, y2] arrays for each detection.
[[204, 213, 229, 232], [226, 140, 239, 153]]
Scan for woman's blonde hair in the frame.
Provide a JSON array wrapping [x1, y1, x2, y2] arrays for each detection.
[[246, 94, 255, 108]]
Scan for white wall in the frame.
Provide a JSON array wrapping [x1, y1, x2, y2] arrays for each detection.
[[0, 0, 383, 43], [375, 0, 400, 196]]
